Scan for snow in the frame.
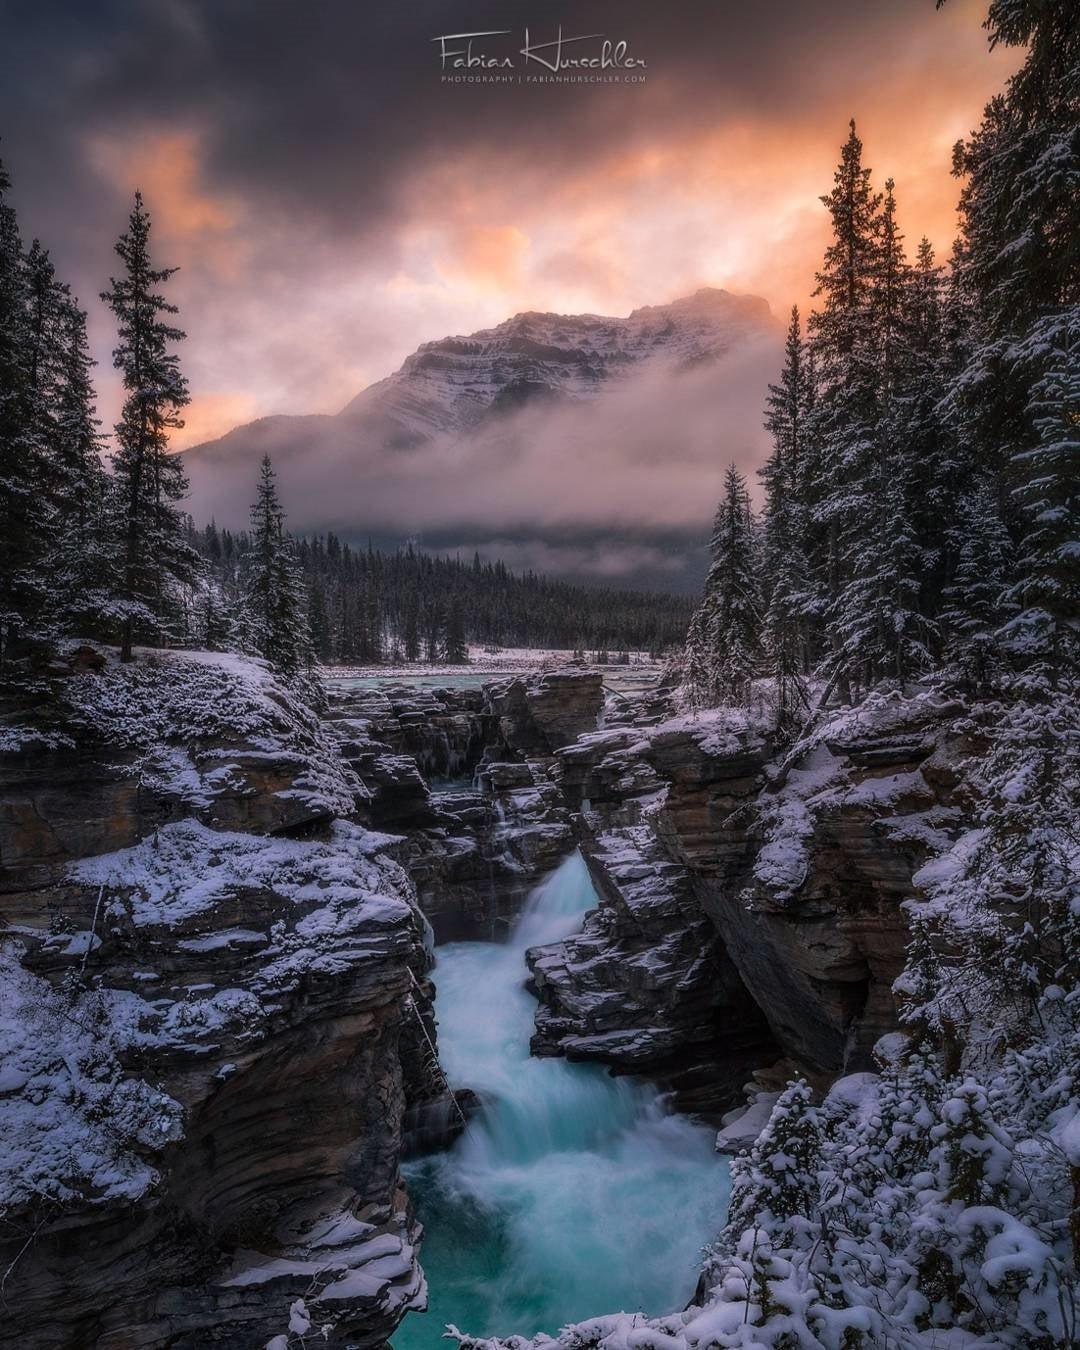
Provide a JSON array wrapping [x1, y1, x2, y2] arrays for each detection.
[[60, 647, 360, 818], [752, 746, 844, 901], [325, 647, 660, 679], [1055, 1110, 1080, 1167], [177, 928, 268, 952], [714, 1093, 782, 1155], [651, 705, 769, 757], [72, 818, 407, 930], [0, 944, 183, 1209], [0, 724, 75, 752]]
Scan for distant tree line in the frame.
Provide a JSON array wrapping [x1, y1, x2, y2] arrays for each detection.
[[191, 520, 693, 665]]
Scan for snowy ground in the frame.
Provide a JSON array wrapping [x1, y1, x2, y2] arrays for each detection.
[[321, 646, 660, 679], [323, 648, 668, 698]]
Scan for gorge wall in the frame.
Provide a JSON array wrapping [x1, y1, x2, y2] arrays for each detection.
[[537, 688, 967, 1115], [0, 651, 441, 1349], [328, 668, 963, 1129]]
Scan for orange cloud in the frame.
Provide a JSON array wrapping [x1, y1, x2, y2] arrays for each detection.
[[89, 128, 246, 277], [171, 391, 260, 451], [387, 3, 1018, 333], [433, 223, 530, 291]]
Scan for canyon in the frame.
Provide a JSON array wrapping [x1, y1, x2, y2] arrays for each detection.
[[0, 651, 970, 1347]]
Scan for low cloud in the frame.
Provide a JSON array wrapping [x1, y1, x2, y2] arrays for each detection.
[[183, 323, 782, 589]]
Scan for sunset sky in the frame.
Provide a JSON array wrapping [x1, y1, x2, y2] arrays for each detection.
[[1, 0, 1017, 441]]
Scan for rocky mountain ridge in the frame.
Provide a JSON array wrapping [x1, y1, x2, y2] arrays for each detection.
[[190, 288, 774, 463], [337, 288, 775, 445]]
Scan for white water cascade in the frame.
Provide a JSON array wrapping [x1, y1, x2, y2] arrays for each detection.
[[394, 852, 731, 1348]]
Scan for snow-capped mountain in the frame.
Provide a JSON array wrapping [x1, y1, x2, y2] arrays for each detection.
[[182, 288, 780, 589], [336, 288, 775, 446]]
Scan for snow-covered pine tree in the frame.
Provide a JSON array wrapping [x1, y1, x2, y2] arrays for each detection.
[[940, 479, 1015, 688], [906, 238, 969, 613], [805, 121, 883, 700], [688, 464, 763, 705], [830, 176, 936, 687], [760, 306, 813, 729], [679, 605, 711, 710], [244, 454, 313, 677], [726, 1078, 821, 1249], [101, 192, 199, 661], [43, 295, 111, 635], [951, 0, 1079, 678], [0, 158, 48, 667], [1005, 324, 1080, 682]]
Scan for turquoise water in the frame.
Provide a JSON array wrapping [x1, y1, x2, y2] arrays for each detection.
[[393, 854, 730, 1348]]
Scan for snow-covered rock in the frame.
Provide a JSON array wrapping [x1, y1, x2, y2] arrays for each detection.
[[0, 648, 439, 1349]]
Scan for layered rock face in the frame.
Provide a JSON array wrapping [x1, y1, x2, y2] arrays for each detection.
[[0, 650, 441, 1349], [324, 671, 601, 941], [526, 724, 774, 1118], [651, 695, 965, 1075], [339, 289, 775, 441], [527, 689, 971, 1108]]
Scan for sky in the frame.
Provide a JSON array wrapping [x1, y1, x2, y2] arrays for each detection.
[[0, 0, 1018, 584]]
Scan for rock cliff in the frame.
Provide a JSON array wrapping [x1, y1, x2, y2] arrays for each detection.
[[525, 687, 972, 1112], [0, 649, 440, 1349], [322, 670, 601, 942]]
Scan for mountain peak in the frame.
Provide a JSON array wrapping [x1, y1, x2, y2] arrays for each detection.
[[631, 286, 771, 320], [181, 287, 782, 590], [335, 288, 776, 432]]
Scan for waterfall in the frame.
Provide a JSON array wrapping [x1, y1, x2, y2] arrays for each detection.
[[395, 853, 731, 1348]]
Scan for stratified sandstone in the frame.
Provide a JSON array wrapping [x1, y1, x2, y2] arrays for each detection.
[[527, 689, 973, 1109], [0, 649, 440, 1349]]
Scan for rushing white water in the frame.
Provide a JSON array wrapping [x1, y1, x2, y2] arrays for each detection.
[[393, 852, 730, 1348]]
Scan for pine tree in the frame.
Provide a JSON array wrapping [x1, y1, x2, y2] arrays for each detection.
[[44, 297, 110, 635], [0, 158, 48, 666], [308, 576, 332, 662], [727, 1079, 821, 1250], [425, 599, 445, 663], [816, 158, 935, 686], [686, 465, 762, 705], [679, 606, 711, 710], [941, 480, 1014, 687], [245, 454, 313, 676], [760, 306, 813, 727], [101, 192, 197, 660], [1005, 327, 1080, 681], [402, 587, 420, 661], [952, 0, 1080, 677], [806, 121, 884, 699], [443, 594, 468, 664]]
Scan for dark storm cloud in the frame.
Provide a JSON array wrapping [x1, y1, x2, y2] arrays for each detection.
[[1, 0, 954, 268]]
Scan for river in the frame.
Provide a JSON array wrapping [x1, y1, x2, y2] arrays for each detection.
[[392, 852, 730, 1348]]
